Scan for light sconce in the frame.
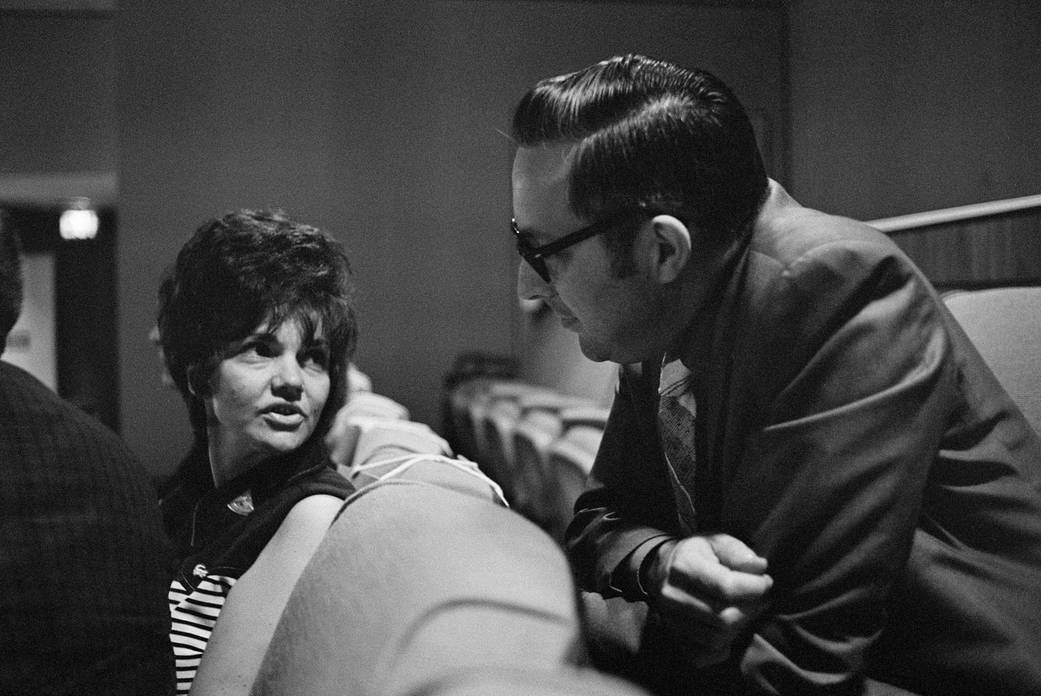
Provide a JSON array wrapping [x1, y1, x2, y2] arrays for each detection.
[[59, 197, 99, 240]]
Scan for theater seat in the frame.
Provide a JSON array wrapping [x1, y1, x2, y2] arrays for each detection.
[[943, 286, 1041, 435], [470, 382, 560, 502], [325, 390, 413, 468], [251, 480, 648, 696], [333, 415, 506, 506], [445, 376, 497, 461], [543, 408, 609, 542], [461, 381, 542, 481], [420, 665, 650, 696], [511, 408, 565, 530], [494, 392, 596, 520], [480, 394, 527, 497]]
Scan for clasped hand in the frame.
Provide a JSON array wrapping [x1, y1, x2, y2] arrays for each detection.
[[646, 534, 773, 668]]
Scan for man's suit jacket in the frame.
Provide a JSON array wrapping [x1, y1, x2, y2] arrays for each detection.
[[0, 360, 175, 695], [567, 181, 1041, 695]]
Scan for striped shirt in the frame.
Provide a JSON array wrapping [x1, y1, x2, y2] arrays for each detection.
[[168, 569, 238, 695], [160, 443, 354, 696]]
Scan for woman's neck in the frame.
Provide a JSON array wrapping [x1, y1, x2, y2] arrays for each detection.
[[207, 436, 263, 489]]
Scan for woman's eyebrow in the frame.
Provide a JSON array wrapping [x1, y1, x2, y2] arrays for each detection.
[[230, 331, 279, 352]]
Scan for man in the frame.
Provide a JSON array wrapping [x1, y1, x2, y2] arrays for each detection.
[[510, 55, 1041, 695], [0, 218, 174, 694]]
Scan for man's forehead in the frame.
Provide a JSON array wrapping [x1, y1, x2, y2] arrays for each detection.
[[512, 143, 580, 231], [513, 143, 576, 185]]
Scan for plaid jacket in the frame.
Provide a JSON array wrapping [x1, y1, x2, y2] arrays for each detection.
[[0, 360, 175, 696]]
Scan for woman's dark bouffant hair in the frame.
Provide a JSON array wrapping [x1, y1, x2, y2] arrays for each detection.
[[158, 209, 357, 444]]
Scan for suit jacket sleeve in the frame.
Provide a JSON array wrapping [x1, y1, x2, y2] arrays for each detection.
[[724, 238, 953, 694], [567, 362, 679, 598]]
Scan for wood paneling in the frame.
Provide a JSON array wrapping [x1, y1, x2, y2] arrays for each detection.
[[887, 208, 1041, 289]]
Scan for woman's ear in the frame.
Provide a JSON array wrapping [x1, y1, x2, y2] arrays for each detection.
[[647, 215, 691, 284]]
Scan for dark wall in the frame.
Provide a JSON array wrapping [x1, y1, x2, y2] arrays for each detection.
[[1, 11, 119, 428], [788, 0, 1041, 219], [117, 0, 788, 482], [7, 2, 1039, 482], [0, 12, 116, 174]]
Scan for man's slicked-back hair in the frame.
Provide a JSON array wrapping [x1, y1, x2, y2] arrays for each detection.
[[158, 210, 357, 441], [512, 54, 768, 254]]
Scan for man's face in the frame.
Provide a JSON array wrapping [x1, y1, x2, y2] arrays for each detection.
[[512, 143, 666, 364]]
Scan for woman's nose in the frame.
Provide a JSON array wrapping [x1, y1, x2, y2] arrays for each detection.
[[271, 356, 304, 398], [517, 258, 551, 301]]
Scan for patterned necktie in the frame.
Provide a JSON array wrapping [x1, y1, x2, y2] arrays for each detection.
[[658, 357, 698, 535]]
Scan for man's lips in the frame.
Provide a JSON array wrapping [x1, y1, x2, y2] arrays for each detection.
[[550, 307, 579, 329]]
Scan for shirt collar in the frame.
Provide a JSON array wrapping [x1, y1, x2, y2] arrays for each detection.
[[659, 355, 693, 396]]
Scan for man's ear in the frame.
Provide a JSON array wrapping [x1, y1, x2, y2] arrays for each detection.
[[646, 214, 691, 283]]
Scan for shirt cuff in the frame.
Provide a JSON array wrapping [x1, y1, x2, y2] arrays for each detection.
[[611, 534, 675, 600]]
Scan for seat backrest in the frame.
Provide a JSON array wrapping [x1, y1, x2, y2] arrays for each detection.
[[481, 397, 524, 490], [421, 665, 650, 696], [252, 482, 583, 696], [943, 286, 1041, 435], [511, 409, 565, 530], [543, 424, 605, 542], [464, 381, 543, 465]]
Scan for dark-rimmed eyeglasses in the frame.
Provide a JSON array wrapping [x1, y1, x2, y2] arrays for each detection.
[[512, 216, 631, 282]]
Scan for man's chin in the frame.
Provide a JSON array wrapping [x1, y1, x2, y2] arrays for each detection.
[[577, 337, 611, 363]]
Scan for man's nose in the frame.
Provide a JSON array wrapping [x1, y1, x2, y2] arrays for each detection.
[[517, 259, 551, 301]]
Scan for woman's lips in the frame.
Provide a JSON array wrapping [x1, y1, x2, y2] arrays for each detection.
[[261, 404, 305, 429]]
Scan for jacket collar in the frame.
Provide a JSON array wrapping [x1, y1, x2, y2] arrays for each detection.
[[670, 179, 800, 376]]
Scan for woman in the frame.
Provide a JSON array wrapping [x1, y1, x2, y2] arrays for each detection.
[[158, 210, 357, 696]]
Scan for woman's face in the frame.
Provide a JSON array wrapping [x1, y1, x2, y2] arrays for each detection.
[[204, 316, 331, 485]]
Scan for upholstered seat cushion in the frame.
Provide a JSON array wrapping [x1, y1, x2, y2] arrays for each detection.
[[943, 287, 1041, 435], [253, 482, 584, 696]]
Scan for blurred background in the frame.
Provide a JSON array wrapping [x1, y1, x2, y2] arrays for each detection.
[[2, 0, 1039, 484]]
